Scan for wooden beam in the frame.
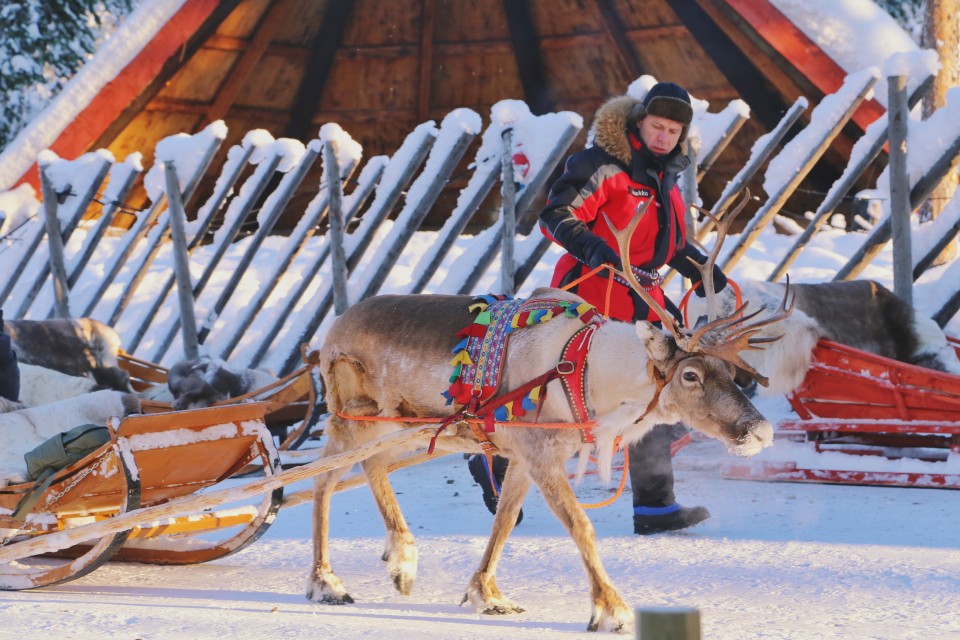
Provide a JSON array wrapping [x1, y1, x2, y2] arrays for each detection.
[[283, 0, 357, 141], [717, 0, 885, 131], [501, 0, 554, 114], [417, 0, 437, 122], [204, 0, 296, 125], [670, 0, 791, 131], [594, 0, 644, 79]]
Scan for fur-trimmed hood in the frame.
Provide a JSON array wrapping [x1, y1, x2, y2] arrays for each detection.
[[590, 95, 640, 165]]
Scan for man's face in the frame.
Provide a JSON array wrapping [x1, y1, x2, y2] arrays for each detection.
[[639, 114, 683, 156]]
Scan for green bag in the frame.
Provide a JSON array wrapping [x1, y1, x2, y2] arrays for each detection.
[[12, 424, 111, 520]]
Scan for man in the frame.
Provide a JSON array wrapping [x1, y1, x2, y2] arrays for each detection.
[[0, 310, 21, 403], [469, 82, 727, 535]]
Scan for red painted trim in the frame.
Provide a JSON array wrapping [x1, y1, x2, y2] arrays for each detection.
[[725, 0, 885, 132], [15, 0, 224, 191]]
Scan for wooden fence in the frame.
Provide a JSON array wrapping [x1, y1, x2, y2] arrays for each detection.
[[2, 65, 960, 376]]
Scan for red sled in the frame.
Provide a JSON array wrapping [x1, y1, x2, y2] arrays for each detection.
[[724, 336, 960, 489]]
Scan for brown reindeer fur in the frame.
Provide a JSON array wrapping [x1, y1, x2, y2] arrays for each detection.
[[309, 288, 775, 633]]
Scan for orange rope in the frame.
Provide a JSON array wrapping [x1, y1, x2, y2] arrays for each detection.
[[580, 437, 628, 509], [679, 278, 743, 327]]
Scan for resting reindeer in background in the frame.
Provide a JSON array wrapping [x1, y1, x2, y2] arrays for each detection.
[[684, 201, 960, 396], [309, 198, 792, 632], [4, 318, 132, 392]]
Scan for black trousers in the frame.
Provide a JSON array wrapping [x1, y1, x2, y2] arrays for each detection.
[[627, 422, 688, 507], [0, 331, 19, 402]]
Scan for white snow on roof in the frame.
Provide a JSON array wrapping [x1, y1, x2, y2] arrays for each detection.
[[0, 0, 188, 192]]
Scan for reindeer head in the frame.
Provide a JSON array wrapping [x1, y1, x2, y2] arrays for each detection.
[[604, 191, 793, 456]]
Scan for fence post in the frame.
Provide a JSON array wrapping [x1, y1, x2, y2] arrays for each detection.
[[500, 127, 517, 296], [887, 74, 912, 306], [635, 607, 700, 639], [164, 161, 199, 360], [325, 140, 349, 315], [38, 167, 71, 319]]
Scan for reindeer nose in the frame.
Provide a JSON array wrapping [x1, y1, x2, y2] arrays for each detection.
[[731, 419, 773, 457]]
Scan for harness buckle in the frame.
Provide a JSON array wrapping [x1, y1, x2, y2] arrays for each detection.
[[556, 360, 576, 375]]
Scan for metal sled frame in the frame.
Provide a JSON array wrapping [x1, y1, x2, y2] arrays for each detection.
[[725, 337, 960, 489], [120, 345, 325, 450], [0, 402, 283, 590]]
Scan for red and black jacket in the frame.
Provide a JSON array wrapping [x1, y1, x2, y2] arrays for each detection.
[[539, 95, 709, 323]]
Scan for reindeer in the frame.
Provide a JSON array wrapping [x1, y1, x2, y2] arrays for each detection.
[[308, 197, 792, 632], [685, 194, 960, 395]]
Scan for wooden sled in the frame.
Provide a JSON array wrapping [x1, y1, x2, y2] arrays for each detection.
[[0, 402, 282, 589], [120, 345, 325, 450], [0, 412, 437, 591], [724, 337, 960, 489]]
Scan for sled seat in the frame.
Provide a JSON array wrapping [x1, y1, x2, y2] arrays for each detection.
[[119, 346, 324, 450], [724, 336, 960, 490], [0, 402, 282, 590]]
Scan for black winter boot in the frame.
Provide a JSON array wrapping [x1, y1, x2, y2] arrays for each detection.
[[467, 454, 523, 525], [633, 504, 709, 535]]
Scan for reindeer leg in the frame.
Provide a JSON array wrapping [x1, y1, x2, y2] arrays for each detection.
[[462, 458, 531, 615], [527, 462, 632, 633], [360, 452, 418, 596], [306, 426, 355, 605]]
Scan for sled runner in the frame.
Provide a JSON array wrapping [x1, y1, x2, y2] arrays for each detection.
[[0, 401, 434, 591], [724, 336, 960, 489], [120, 346, 325, 450], [0, 402, 282, 589]]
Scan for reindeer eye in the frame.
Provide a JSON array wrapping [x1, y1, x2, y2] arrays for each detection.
[[682, 370, 700, 383]]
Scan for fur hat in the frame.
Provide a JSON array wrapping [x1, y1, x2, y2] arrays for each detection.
[[627, 82, 693, 143], [643, 82, 693, 125]]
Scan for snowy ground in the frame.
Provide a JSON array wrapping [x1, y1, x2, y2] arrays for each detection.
[[1, 389, 958, 640]]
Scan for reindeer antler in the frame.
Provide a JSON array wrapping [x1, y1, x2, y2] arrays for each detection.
[[604, 189, 795, 387], [688, 276, 795, 386], [603, 199, 687, 345]]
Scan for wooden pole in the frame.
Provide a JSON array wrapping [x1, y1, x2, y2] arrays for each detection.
[[459, 121, 580, 295], [887, 75, 913, 305], [38, 167, 71, 319], [164, 162, 200, 360], [325, 140, 349, 315], [500, 127, 517, 296], [635, 607, 700, 640]]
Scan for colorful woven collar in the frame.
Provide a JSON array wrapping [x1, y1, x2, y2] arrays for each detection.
[[442, 294, 599, 421]]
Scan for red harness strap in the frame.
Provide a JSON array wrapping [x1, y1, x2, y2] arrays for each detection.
[[558, 324, 598, 443], [426, 322, 603, 471]]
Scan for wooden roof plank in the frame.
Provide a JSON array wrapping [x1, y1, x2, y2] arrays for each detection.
[[594, 0, 644, 80], [417, 0, 437, 121], [204, 0, 297, 124], [501, 0, 554, 114], [284, 0, 357, 140]]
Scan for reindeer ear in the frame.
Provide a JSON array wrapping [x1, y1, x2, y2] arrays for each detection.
[[635, 321, 674, 363]]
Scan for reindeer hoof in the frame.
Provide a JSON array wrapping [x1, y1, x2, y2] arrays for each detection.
[[321, 592, 355, 605], [306, 573, 354, 605], [392, 571, 414, 596], [483, 604, 526, 615]]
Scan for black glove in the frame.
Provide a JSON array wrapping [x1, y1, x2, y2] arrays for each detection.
[[694, 264, 728, 298], [583, 239, 620, 270]]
